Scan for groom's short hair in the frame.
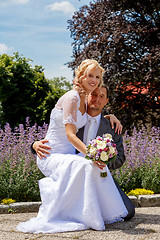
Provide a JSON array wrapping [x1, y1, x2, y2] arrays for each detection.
[[101, 84, 109, 99]]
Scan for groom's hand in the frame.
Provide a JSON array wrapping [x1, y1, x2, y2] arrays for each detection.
[[33, 139, 51, 159], [108, 114, 123, 134]]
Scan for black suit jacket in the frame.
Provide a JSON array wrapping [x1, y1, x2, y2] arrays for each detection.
[[76, 115, 126, 171]]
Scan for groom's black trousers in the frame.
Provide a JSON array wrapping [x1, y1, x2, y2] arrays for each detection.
[[113, 178, 135, 221]]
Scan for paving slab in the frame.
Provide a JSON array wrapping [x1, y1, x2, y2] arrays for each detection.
[[0, 207, 160, 240]]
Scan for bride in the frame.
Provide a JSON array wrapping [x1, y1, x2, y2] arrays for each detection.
[[17, 59, 128, 233]]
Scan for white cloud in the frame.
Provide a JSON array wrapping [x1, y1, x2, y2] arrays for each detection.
[[0, 44, 13, 54], [60, 65, 68, 70], [45, 1, 75, 15]]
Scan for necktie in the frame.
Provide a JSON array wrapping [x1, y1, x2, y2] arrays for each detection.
[[86, 118, 97, 145]]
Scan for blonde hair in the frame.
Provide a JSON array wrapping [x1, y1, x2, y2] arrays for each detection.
[[73, 59, 105, 95]]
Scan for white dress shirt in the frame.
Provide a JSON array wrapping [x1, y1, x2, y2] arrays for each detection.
[[83, 113, 101, 145]]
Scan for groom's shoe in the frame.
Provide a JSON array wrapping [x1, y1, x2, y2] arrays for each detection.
[[123, 207, 135, 221]]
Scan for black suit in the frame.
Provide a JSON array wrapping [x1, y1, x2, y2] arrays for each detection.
[[77, 115, 135, 221]]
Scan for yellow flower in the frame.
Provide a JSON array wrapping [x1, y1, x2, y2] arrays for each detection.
[[127, 188, 154, 197], [1, 198, 16, 205], [100, 151, 109, 161]]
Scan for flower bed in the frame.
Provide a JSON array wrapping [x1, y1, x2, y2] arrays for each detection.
[[113, 127, 160, 194], [0, 119, 159, 201]]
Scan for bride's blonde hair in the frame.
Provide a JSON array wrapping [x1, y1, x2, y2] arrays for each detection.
[[73, 59, 105, 95]]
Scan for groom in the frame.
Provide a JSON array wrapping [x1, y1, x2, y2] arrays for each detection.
[[31, 84, 135, 221]]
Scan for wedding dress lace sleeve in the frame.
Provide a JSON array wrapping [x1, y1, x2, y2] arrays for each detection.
[[56, 90, 80, 126]]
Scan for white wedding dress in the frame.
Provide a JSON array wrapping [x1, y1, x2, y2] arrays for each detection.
[[17, 90, 128, 234]]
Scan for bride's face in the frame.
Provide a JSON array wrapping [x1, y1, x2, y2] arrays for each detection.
[[81, 67, 101, 94]]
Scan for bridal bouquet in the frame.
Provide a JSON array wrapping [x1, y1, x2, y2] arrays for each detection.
[[85, 133, 117, 177]]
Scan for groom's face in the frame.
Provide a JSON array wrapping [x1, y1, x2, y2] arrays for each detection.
[[87, 87, 109, 115]]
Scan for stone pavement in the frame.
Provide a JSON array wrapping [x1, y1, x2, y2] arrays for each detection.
[[0, 195, 160, 240], [0, 207, 160, 240]]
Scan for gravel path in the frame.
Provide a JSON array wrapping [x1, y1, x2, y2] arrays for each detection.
[[0, 207, 160, 240]]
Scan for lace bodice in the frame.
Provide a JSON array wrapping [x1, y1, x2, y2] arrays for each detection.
[[45, 90, 87, 154]]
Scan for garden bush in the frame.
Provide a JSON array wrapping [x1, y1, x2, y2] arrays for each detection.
[[0, 121, 159, 202]]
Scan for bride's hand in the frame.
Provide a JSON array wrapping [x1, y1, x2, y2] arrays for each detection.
[[104, 114, 122, 134], [93, 160, 106, 170]]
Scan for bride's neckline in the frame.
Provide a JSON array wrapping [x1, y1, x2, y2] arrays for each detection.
[[77, 109, 87, 117]]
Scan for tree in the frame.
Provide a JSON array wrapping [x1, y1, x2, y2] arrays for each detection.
[[48, 76, 73, 91], [0, 53, 64, 128], [67, 0, 160, 132]]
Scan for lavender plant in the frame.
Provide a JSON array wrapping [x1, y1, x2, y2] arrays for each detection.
[[113, 127, 160, 193], [0, 121, 160, 202], [0, 118, 48, 201]]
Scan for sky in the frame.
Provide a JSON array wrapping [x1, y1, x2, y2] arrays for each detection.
[[0, 0, 91, 82]]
